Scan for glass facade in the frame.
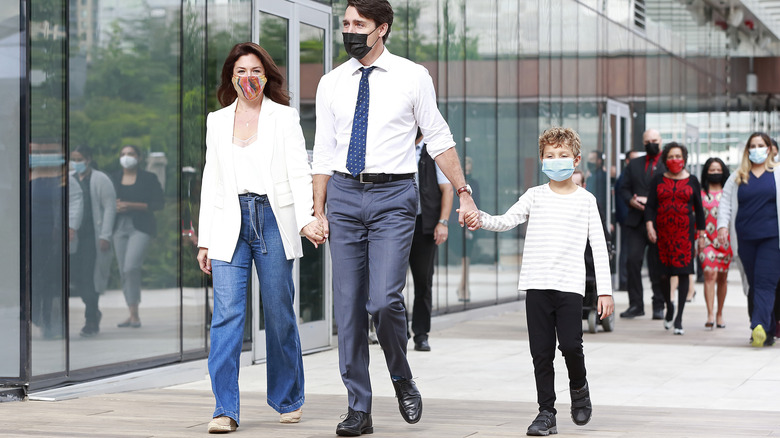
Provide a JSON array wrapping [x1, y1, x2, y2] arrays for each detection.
[[2, 0, 779, 395]]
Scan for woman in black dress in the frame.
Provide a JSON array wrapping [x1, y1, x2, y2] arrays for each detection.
[[645, 142, 705, 335]]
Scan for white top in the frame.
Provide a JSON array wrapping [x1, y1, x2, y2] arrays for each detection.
[[479, 184, 613, 296], [232, 141, 267, 196], [312, 49, 456, 175]]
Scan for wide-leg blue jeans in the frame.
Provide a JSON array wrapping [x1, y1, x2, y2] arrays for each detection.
[[208, 194, 304, 425]]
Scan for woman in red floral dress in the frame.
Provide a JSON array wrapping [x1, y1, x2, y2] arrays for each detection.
[[699, 158, 733, 329], [645, 142, 706, 335]]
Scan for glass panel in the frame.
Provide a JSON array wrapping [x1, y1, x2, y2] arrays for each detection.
[[298, 22, 326, 325], [31, 0, 67, 376], [182, 0, 208, 353], [0, 0, 22, 378], [258, 12, 288, 85], [67, 0, 181, 369]]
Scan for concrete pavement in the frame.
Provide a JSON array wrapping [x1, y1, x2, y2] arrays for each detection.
[[3, 270, 780, 437]]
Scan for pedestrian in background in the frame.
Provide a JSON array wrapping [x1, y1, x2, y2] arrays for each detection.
[[645, 142, 705, 335], [699, 157, 732, 329], [717, 132, 780, 347], [408, 128, 453, 352]]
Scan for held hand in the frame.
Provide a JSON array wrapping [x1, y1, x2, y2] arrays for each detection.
[[717, 228, 728, 247], [197, 248, 211, 275], [116, 200, 129, 213], [458, 209, 482, 230], [597, 295, 614, 320], [457, 195, 479, 230], [646, 223, 657, 244], [302, 219, 326, 248], [433, 223, 449, 245], [99, 239, 111, 252], [315, 211, 329, 242]]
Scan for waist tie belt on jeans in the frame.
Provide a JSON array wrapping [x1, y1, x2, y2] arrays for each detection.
[[334, 171, 415, 184], [238, 192, 267, 200]]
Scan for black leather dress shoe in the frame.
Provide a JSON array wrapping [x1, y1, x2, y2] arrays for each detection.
[[336, 408, 373, 436], [414, 339, 431, 352], [652, 309, 664, 320], [619, 306, 644, 318], [391, 378, 422, 424]]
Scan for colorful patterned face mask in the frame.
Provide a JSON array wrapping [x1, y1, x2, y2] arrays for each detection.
[[232, 74, 267, 101]]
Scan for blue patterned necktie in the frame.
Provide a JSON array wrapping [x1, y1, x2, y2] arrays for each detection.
[[346, 66, 376, 177]]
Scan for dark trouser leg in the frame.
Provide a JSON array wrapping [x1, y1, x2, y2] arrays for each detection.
[[747, 236, 780, 337], [526, 290, 558, 415], [556, 292, 587, 390], [624, 225, 647, 309], [646, 242, 665, 313], [409, 217, 436, 343]]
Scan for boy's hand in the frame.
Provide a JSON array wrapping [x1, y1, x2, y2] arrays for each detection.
[[597, 295, 614, 320], [457, 209, 482, 230]]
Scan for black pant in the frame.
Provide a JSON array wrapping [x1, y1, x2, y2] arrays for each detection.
[[624, 223, 665, 312], [408, 216, 437, 343], [526, 289, 587, 415], [71, 230, 100, 325]]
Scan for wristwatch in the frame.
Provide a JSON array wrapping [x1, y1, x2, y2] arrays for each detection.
[[438, 219, 449, 226], [456, 184, 472, 196]]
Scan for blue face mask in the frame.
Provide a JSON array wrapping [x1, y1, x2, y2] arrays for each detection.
[[749, 147, 768, 164], [30, 153, 65, 168], [71, 161, 87, 174], [541, 157, 576, 182]]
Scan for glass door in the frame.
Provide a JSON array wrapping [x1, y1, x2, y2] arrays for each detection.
[[253, 0, 332, 362], [605, 99, 631, 287]]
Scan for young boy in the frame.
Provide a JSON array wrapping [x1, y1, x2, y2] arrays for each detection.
[[463, 127, 614, 436]]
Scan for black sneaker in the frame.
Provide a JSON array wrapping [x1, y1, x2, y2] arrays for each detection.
[[570, 382, 592, 426], [526, 410, 557, 436]]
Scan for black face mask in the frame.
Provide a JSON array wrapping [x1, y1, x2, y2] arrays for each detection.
[[645, 142, 660, 156], [342, 27, 380, 60], [707, 173, 724, 185]]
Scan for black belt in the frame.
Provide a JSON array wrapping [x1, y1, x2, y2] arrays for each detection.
[[335, 171, 415, 184]]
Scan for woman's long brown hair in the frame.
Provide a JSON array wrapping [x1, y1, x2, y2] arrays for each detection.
[[217, 42, 290, 107]]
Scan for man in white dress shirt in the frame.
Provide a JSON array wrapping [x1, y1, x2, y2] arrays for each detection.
[[311, 1, 477, 435]]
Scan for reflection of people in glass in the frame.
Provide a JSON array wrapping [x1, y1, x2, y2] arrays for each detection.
[[111, 144, 164, 329], [197, 42, 324, 434], [31, 139, 82, 339], [457, 156, 480, 302], [586, 150, 607, 222], [69, 146, 116, 337]]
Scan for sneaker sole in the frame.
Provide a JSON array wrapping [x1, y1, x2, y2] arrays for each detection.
[[526, 426, 558, 436], [752, 325, 766, 348]]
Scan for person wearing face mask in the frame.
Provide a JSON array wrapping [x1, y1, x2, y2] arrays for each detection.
[[618, 129, 668, 320], [698, 157, 732, 330], [644, 143, 705, 335], [717, 132, 780, 347], [311, 1, 477, 435], [69, 146, 116, 337], [585, 151, 607, 224], [463, 127, 614, 436], [197, 42, 324, 434], [110, 144, 164, 330]]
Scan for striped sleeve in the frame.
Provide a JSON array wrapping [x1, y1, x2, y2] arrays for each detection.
[[588, 197, 613, 296], [479, 191, 532, 232]]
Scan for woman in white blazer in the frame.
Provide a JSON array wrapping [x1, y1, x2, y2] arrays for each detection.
[[196, 42, 325, 434], [717, 132, 780, 347]]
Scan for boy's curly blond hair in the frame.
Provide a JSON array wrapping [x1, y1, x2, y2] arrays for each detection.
[[538, 127, 582, 158]]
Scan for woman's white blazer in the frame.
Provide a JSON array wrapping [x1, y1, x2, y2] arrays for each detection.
[[198, 97, 316, 262]]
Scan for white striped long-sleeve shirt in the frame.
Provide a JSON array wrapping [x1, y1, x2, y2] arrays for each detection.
[[479, 184, 613, 296]]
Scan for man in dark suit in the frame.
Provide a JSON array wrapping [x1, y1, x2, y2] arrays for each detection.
[[618, 129, 666, 319], [408, 129, 453, 352], [586, 150, 607, 224]]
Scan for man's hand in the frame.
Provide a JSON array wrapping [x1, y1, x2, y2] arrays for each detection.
[[629, 194, 646, 211], [597, 295, 614, 320], [459, 209, 481, 230], [433, 223, 448, 245], [457, 195, 479, 230]]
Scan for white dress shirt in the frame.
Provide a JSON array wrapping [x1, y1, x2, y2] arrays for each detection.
[[479, 184, 613, 297], [312, 49, 456, 175]]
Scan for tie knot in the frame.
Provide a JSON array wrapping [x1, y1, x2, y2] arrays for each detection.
[[360, 66, 376, 77]]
